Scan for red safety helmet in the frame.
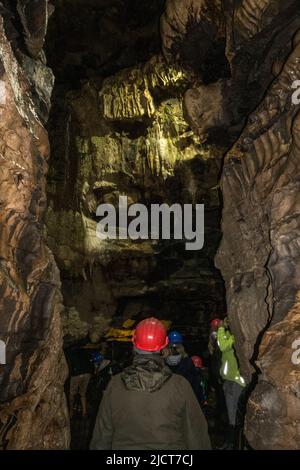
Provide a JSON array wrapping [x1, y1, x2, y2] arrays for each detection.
[[132, 317, 169, 352], [191, 355, 203, 368], [210, 318, 222, 330]]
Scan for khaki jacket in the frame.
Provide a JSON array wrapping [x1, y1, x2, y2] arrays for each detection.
[[90, 354, 211, 450]]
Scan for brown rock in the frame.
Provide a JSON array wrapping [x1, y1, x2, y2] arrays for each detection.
[[163, 0, 300, 449], [0, 7, 69, 450]]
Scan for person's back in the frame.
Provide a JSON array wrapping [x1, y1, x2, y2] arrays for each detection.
[[217, 325, 245, 386], [90, 318, 211, 450], [90, 354, 210, 450]]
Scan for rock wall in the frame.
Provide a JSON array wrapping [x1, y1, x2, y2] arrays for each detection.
[[0, 2, 69, 449], [161, 0, 300, 449], [216, 30, 300, 450]]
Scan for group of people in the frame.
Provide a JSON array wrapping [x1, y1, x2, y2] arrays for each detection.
[[67, 315, 246, 450], [90, 318, 211, 450]]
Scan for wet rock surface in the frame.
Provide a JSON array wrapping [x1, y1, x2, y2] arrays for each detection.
[[0, 2, 69, 449], [162, 0, 300, 450], [217, 31, 300, 449]]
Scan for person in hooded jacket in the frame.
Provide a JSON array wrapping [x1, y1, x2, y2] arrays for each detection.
[[163, 331, 203, 405], [90, 318, 211, 450], [217, 317, 246, 449], [208, 318, 226, 422]]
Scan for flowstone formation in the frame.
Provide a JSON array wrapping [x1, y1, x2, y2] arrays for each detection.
[[217, 32, 300, 450], [0, 2, 69, 449], [46, 55, 225, 346], [161, 0, 300, 449]]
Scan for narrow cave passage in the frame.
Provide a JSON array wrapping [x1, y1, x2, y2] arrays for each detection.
[[44, 0, 227, 450], [0, 0, 299, 453]]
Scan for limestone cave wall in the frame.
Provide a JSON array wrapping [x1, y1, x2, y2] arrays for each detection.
[[216, 29, 300, 450], [0, 1, 69, 449], [160, 0, 300, 450]]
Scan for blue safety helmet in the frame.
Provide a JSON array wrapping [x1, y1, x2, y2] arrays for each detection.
[[168, 330, 183, 345], [90, 351, 104, 363]]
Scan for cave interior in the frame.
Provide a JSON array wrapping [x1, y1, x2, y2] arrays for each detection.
[[0, 0, 300, 451], [45, 0, 226, 356]]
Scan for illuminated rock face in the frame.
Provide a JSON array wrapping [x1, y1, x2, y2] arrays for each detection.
[[0, 3, 69, 449], [46, 54, 225, 344], [0, 1, 224, 448], [161, 0, 300, 450]]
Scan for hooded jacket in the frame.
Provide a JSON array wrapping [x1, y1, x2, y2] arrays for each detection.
[[90, 353, 211, 450], [217, 327, 245, 387]]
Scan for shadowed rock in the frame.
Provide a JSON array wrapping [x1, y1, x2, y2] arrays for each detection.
[[0, 5, 69, 450], [162, 0, 300, 449]]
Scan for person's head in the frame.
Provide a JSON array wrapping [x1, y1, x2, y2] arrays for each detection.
[[89, 330, 101, 344], [210, 318, 222, 331], [191, 355, 203, 369], [168, 330, 183, 347], [165, 344, 182, 366], [132, 317, 169, 354], [90, 351, 104, 365]]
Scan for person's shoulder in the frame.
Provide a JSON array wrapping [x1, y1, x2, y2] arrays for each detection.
[[171, 372, 191, 389], [101, 372, 122, 396], [109, 371, 122, 381], [217, 326, 226, 334], [108, 372, 124, 388]]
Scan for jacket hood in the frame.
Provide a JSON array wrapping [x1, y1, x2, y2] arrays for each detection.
[[121, 354, 172, 392]]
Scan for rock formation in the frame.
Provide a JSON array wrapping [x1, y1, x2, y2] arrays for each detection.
[[46, 54, 225, 346], [0, 2, 69, 449], [161, 0, 300, 450], [216, 29, 300, 450]]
